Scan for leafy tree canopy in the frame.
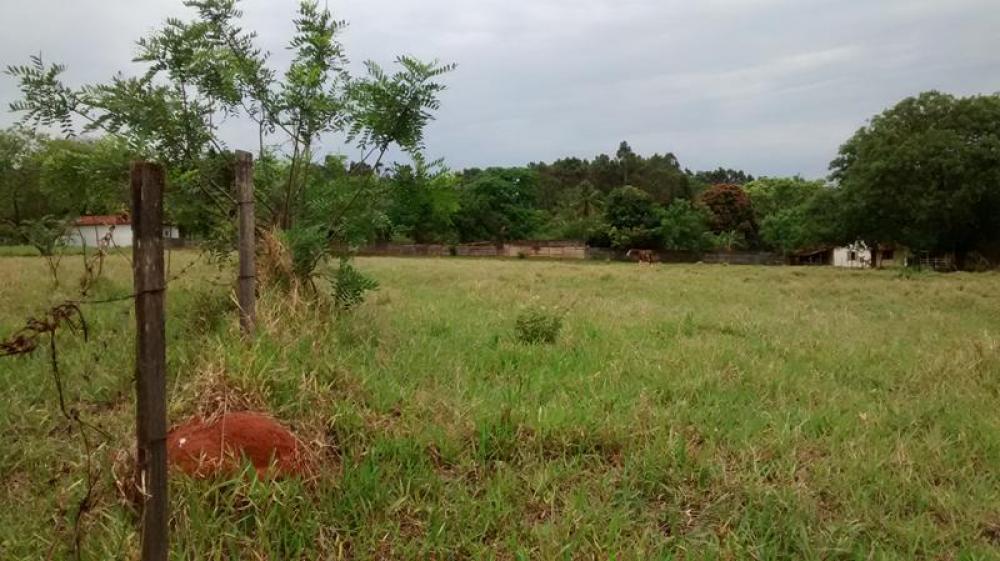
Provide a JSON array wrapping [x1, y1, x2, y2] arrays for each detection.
[[830, 91, 1000, 259], [698, 183, 757, 244], [453, 168, 540, 244]]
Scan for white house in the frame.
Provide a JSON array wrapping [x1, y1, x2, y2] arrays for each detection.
[[65, 214, 180, 248], [832, 241, 906, 268]]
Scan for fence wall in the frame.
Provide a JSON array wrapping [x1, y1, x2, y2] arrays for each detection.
[[359, 242, 785, 265]]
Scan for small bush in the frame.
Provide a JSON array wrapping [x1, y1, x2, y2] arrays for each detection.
[[329, 257, 379, 310], [514, 304, 564, 344]]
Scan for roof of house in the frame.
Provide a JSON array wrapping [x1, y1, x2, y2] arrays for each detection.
[[75, 214, 130, 226], [792, 246, 834, 257]]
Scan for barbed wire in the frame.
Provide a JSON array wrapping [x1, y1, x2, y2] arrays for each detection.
[[0, 236, 219, 559], [75, 249, 208, 306]]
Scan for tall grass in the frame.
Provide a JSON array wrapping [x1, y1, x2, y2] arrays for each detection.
[[1, 253, 998, 559]]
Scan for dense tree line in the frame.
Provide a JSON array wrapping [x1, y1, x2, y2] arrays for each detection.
[[3, 69, 999, 265]]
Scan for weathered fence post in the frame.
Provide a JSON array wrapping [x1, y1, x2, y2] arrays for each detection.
[[235, 150, 256, 337], [131, 162, 168, 561]]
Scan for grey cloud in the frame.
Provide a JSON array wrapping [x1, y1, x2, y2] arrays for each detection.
[[2, 0, 998, 178]]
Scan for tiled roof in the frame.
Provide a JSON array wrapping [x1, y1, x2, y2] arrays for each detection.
[[74, 214, 130, 226]]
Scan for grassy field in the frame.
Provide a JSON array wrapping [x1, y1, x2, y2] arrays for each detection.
[[1, 251, 999, 560]]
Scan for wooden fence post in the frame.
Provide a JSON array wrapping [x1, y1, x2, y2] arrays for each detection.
[[235, 150, 256, 337], [131, 161, 168, 561]]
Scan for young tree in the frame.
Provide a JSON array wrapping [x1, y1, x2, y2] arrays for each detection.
[[19, 215, 70, 285], [7, 0, 455, 280]]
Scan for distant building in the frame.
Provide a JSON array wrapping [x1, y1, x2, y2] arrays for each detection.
[[790, 242, 907, 268], [65, 214, 180, 248], [832, 241, 906, 268]]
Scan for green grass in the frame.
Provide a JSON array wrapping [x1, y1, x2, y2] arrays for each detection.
[[1, 252, 999, 560], [0, 244, 93, 257]]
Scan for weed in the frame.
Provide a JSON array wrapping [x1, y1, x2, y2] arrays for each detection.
[[514, 303, 564, 344]]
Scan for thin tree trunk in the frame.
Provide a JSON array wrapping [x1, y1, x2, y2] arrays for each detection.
[[282, 135, 301, 229]]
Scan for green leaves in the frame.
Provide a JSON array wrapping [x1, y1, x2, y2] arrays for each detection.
[[329, 257, 379, 311], [6, 55, 82, 137], [278, 1, 349, 144], [19, 215, 70, 257], [660, 199, 712, 252], [386, 155, 459, 244], [453, 168, 541, 244], [831, 91, 1000, 255], [745, 177, 827, 253], [347, 56, 456, 164]]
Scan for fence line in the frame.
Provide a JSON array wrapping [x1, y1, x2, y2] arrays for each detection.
[[357, 241, 785, 265]]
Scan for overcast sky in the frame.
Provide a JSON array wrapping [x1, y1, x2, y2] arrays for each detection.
[[2, 0, 999, 178]]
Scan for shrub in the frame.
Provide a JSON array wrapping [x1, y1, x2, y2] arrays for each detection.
[[284, 224, 330, 280], [514, 304, 563, 344], [329, 257, 379, 310]]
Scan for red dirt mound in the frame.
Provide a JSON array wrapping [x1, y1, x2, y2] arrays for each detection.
[[167, 411, 309, 478]]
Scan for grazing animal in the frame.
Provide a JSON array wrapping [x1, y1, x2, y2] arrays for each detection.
[[626, 249, 656, 265]]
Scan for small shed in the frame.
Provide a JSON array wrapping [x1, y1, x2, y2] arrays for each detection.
[[65, 214, 180, 248]]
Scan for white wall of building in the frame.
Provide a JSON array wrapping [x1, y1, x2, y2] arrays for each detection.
[[832, 243, 870, 268], [65, 224, 179, 247]]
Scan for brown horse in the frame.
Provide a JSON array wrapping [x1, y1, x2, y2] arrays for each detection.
[[626, 249, 656, 265]]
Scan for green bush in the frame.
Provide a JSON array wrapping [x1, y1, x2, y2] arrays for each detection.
[[329, 257, 379, 310], [284, 224, 330, 280], [514, 304, 563, 344]]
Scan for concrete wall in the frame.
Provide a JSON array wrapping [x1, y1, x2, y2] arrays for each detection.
[[360, 242, 588, 259], [359, 243, 785, 265]]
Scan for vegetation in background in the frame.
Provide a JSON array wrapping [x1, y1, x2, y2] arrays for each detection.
[[659, 199, 713, 251], [698, 183, 758, 250], [745, 177, 826, 253], [386, 156, 459, 244], [453, 167, 541, 244], [603, 186, 662, 250]]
